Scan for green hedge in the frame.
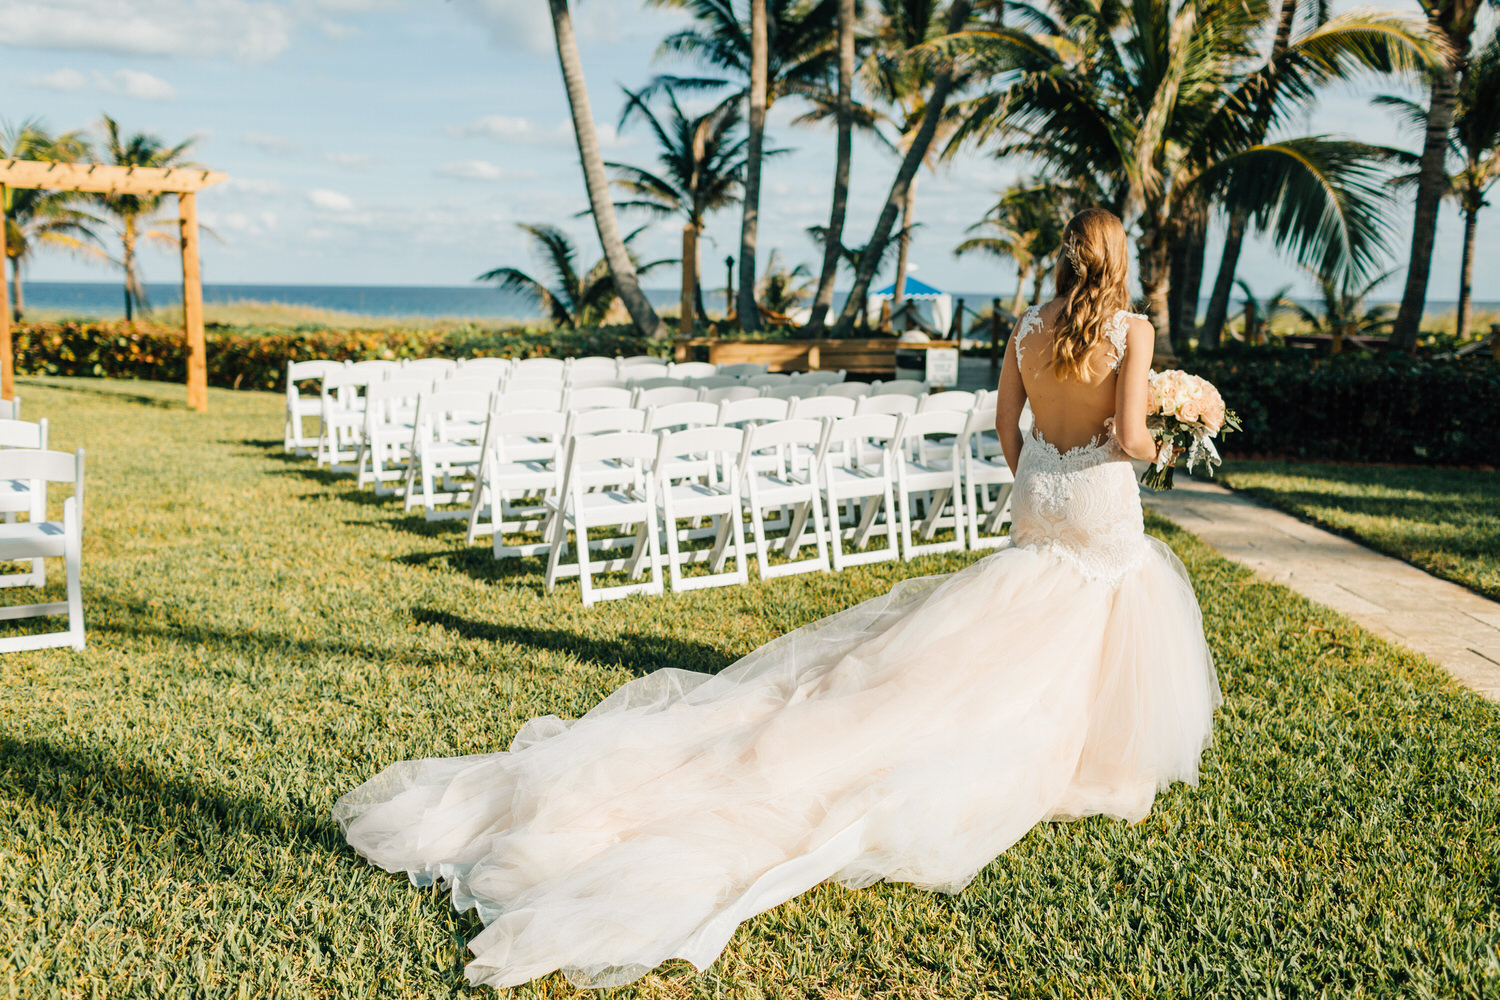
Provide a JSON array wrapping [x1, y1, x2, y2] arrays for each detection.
[[1184, 350, 1498, 465], [12, 321, 659, 392]]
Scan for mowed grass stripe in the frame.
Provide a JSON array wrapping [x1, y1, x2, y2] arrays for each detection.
[[0, 376, 1496, 999]]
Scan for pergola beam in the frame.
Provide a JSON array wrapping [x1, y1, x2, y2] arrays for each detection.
[[0, 160, 226, 196], [0, 160, 224, 411]]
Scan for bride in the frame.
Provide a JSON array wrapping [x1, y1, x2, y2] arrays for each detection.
[[334, 208, 1222, 990]]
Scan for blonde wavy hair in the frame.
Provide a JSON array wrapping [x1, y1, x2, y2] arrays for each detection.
[[1050, 208, 1131, 380]]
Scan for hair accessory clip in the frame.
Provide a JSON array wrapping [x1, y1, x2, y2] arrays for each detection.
[[1062, 238, 1084, 274]]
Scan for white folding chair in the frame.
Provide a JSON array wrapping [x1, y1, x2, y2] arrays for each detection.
[[819, 382, 872, 400], [855, 393, 919, 417], [0, 418, 49, 588], [761, 384, 820, 402], [284, 360, 343, 455], [787, 396, 856, 421], [892, 410, 967, 560], [355, 378, 430, 494], [654, 426, 750, 593], [816, 414, 901, 571], [467, 408, 566, 555], [566, 385, 634, 412], [498, 387, 565, 413], [687, 375, 740, 392], [402, 358, 457, 380], [0, 447, 84, 652], [567, 357, 620, 384], [0, 397, 20, 421], [746, 373, 791, 388], [436, 375, 505, 395], [512, 357, 567, 380], [633, 385, 699, 409], [318, 367, 385, 471], [789, 370, 846, 386], [457, 357, 513, 380], [699, 385, 760, 405], [617, 354, 663, 370], [737, 418, 831, 580], [626, 375, 683, 392], [717, 362, 768, 378], [645, 401, 719, 433], [873, 380, 928, 397], [667, 361, 718, 380], [623, 365, 672, 384], [347, 359, 400, 382], [716, 396, 790, 431], [544, 432, 664, 606], [568, 375, 628, 390], [917, 390, 977, 413], [961, 404, 1015, 550], [403, 389, 494, 518]]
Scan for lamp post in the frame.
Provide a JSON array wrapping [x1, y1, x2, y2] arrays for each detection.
[[725, 255, 735, 319]]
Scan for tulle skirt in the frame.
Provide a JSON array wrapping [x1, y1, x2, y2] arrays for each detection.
[[334, 537, 1221, 989]]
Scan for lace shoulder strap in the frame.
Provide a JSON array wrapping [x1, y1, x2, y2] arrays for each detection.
[[1013, 306, 1043, 362], [1104, 310, 1146, 370]]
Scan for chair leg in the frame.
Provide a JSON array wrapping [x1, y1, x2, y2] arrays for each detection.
[[66, 507, 84, 651]]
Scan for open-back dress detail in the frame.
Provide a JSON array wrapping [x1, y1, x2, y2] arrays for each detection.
[[334, 304, 1222, 989]]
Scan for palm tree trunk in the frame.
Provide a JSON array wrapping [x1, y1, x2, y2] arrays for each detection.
[[736, 0, 768, 333], [680, 223, 698, 336], [1457, 203, 1477, 341], [806, 0, 855, 337], [1030, 262, 1046, 311], [547, 0, 666, 340], [1137, 228, 1175, 363], [893, 176, 917, 328], [1011, 264, 1028, 315], [1173, 218, 1207, 351], [1202, 211, 1246, 350], [1391, 61, 1458, 351], [123, 218, 137, 323], [8, 255, 21, 323], [1168, 234, 1188, 351], [1202, 0, 1301, 350], [832, 0, 972, 338]]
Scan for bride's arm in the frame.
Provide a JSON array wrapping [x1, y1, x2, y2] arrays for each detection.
[[995, 329, 1027, 476], [1113, 316, 1158, 462]]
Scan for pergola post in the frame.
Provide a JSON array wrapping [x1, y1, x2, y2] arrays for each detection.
[[179, 191, 207, 413], [0, 184, 11, 402]]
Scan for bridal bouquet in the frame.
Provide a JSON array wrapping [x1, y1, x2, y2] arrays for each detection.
[[1140, 370, 1240, 490]]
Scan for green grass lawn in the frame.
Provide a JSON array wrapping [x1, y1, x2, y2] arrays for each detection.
[[1218, 461, 1500, 600], [1, 376, 1497, 999]]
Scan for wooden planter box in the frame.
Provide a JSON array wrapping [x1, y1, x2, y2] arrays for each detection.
[[673, 337, 898, 376]]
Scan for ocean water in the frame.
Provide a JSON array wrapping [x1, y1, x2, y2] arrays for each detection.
[[17, 281, 1495, 323]]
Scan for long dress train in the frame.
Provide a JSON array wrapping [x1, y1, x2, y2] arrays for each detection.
[[334, 413, 1222, 989]]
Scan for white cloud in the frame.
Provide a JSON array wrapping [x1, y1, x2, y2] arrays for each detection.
[[219, 176, 284, 197], [27, 67, 87, 91], [308, 189, 355, 212], [323, 152, 373, 170], [0, 0, 297, 63], [446, 0, 552, 54], [435, 160, 539, 182], [25, 66, 175, 99], [242, 131, 298, 155], [452, 114, 628, 150]]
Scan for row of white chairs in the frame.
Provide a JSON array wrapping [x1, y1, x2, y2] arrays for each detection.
[[0, 403, 87, 650]]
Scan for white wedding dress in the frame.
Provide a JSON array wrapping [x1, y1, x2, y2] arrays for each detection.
[[335, 308, 1222, 990]]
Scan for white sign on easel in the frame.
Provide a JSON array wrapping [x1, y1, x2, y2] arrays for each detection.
[[925, 347, 959, 388]]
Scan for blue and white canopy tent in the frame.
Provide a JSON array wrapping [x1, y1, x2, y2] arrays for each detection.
[[868, 275, 953, 336]]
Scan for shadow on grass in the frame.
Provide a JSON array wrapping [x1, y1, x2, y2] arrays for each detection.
[[0, 730, 344, 852], [18, 377, 186, 410], [414, 608, 731, 677], [397, 545, 546, 583]]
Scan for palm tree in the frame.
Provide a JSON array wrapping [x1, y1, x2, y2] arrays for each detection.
[[1390, 0, 1498, 351], [1291, 269, 1397, 354], [830, 0, 975, 337], [647, 0, 842, 332], [478, 224, 671, 329], [805, 0, 856, 336], [757, 249, 815, 316], [954, 180, 1073, 316], [807, 223, 904, 330], [97, 115, 197, 321], [1377, 32, 1500, 343], [947, 0, 1436, 363], [1229, 278, 1294, 345], [545, 0, 667, 339], [1, 120, 99, 322], [610, 86, 747, 335]]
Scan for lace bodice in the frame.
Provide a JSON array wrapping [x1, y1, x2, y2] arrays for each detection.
[[1008, 426, 1147, 585], [1013, 306, 1142, 371]]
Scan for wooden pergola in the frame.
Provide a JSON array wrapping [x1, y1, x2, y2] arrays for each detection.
[[0, 160, 226, 412]]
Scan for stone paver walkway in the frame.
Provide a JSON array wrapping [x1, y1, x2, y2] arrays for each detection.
[[1143, 479, 1500, 703]]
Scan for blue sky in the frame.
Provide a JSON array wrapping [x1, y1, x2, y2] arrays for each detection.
[[2, 0, 1491, 304]]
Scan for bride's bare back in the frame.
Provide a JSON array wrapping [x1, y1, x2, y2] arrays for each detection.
[[995, 298, 1159, 472]]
